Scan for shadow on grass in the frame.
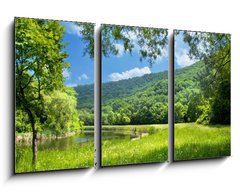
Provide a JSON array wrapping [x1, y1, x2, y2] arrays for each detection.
[[206, 124, 231, 129]]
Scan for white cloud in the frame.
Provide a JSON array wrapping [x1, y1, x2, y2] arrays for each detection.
[[109, 66, 151, 81], [113, 43, 124, 57], [66, 83, 77, 87], [63, 22, 82, 37], [78, 73, 89, 81], [174, 32, 197, 68], [175, 48, 196, 67], [63, 69, 70, 79]]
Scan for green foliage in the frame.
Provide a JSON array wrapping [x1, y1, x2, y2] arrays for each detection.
[[178, 31, 231, 124], [75, 70, 168, 125], [78, 109, 94, 126], [74, 84, 94, 109], [77, 54, 229, 126], [73, 24, 168, 65], [75, 22, 95, 58], [43, 89, 82, 136], [101, 24, 168, 66], [175, 102, 187, 123], [175, 61, 205, 123], [15, 17, 69, 130], [16, 18, 69, 96], [101, 71, 168, 125], [15, 18, 84, 134], [15, 18, 95, 170], [74, 25, 168, 126], [15, 18, 86, 165], [15, 109, 31, 133]]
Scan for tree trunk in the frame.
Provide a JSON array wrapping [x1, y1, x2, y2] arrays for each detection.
[[32, 125, 37, 167], [25, 108, 38, 168], [18, 76, 38, 169]]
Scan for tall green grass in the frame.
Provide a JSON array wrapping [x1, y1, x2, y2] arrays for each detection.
[[16, 142, 94, 173], [174, 123, 230, 161], [102, 124, 168, 166], [16, 123, 229, 171]]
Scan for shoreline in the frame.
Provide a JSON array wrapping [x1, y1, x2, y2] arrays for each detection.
[[15, 128, 94, 144]]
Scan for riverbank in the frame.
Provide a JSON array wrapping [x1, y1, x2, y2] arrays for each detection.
[[15, 126, 94, 144], [15, 126, 95, 173]]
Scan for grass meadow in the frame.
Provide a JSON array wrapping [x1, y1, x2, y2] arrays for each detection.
[[16, 123, 230, 172], [101, 124, 168, 166], [174, 123, 231, 161], [16, 141, 94, 173]]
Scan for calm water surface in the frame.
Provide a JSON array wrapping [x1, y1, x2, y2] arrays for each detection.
[[17, 127, 151, 150]]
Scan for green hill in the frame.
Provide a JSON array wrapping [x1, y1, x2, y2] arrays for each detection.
[[74, 61, 204, 125], [74, 70, 168, 110]]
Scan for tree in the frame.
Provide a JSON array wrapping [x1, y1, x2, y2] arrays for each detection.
[[75, 22, 95, 58], [107, 111, 116, 125], [78, 109, 94, 125], [15, 18, 69, 165], [175, 102, 187, 123], [180, 31, 231, 124], [43, 89, 82, 136], [15, 109, 31, 133], [186, 92, 203, 122]]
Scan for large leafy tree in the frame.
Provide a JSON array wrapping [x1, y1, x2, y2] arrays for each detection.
[[179, 31, 231, 124], [15, 18, 69, 165]]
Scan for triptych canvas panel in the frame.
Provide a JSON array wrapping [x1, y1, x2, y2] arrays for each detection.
[[174, 30, 231, 161], [101, 24, 168, 166], [15, 17, 231, 173], [15, 18, 95, 172]]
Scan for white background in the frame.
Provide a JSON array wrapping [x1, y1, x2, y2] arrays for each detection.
[[1, 0, 240, 191]]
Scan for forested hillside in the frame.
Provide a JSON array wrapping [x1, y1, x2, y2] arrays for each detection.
[[75, 70, 168, 109], [175, 61, 204, 123], [75, 61, 205, 125]]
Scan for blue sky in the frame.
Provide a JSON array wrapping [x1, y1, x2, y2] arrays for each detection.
[[60, 24, 196, 86], [61, 21, 94, 87], [102, 28, 168, 83], [174, 31, 197, 69]]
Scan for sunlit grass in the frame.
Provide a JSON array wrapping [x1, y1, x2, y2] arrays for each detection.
[[174, 123, 231, 161], [15, 142, 94, 173], [16, 123, 230, 171], [101, 124, 168, 166]]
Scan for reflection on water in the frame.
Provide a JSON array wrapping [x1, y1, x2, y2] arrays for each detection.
[[38, 131, 94, 150], [102, 129, 134, 140], [16, 131, 94, 151], [16, 128, 151, 151], [102, 128, 150, 141]]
